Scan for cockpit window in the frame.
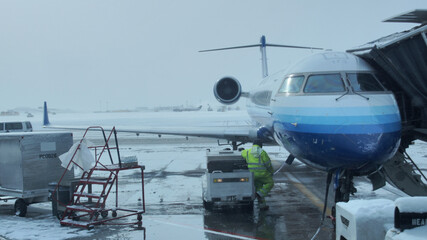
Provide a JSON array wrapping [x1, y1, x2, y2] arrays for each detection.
[[347, 73, 384, 92], [278, 75, 304, 93], [304, 74, 344, 93]]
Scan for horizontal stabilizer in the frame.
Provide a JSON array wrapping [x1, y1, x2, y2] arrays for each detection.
[[199, 44, 261, 52], [199, 43, 323, 52], [200, 35, 323, 78]]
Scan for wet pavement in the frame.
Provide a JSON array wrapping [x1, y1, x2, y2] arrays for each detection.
[[1, 135, 405, 240], [62, 161, 335, 240]]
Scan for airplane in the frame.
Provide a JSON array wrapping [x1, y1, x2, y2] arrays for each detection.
[[46, 19, 425, 211], [172, 105, 203, 112], [43, 38, 401, 204], [199, 37, 402, 204]]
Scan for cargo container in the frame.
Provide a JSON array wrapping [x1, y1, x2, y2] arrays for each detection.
[[0, 132, 74, 216]]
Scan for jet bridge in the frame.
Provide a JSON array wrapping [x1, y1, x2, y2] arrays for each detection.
[[348, 10, 427, 196], [348, 10, 427, 145]]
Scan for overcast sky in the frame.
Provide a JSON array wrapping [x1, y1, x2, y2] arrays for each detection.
[[0, 0, 425, 111]]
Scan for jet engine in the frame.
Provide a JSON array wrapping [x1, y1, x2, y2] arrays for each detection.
[[213, 77, 242, 105]]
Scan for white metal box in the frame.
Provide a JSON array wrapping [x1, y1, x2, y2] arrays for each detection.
[[203, 150, 255, 208]]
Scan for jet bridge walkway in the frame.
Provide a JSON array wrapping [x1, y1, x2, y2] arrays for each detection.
[[348, 10, 427, 196], [348, 15, 427, 145]]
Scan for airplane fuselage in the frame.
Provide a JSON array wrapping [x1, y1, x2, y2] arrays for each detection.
[[246, 52, 401, 175]]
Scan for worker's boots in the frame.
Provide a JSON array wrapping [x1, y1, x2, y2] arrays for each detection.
[[256, 193, 269, 211]]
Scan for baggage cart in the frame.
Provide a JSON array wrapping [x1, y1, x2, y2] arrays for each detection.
[[202, 150, 255, 210], [0, 132, 74, 216]]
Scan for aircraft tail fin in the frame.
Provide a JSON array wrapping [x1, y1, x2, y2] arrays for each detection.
[[199, 36, 323, 78], [43, 101, 50, 126], [260, 36, 268, 78]]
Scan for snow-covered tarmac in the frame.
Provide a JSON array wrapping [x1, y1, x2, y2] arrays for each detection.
[[0, 111, 426, 239]]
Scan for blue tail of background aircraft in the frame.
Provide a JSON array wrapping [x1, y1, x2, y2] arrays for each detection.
[[43, 101, 50, 126]]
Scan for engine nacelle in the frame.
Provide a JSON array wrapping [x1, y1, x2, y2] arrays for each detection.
[[213, 77, 242, 105]]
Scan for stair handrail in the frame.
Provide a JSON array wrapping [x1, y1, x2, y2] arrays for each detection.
[[54, 126, 97, 208], [55, 126, 119, 208], [403, 149, 427, 183]]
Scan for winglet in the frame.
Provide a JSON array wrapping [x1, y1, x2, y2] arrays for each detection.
[[43, 101, 50, 126]]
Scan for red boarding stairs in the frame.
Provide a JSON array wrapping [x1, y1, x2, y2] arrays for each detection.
[[53, 126, 145, 229]]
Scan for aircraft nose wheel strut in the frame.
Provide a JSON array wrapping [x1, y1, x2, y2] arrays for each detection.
[[311, 170, 357, 239], [334, 170, 356, 203]]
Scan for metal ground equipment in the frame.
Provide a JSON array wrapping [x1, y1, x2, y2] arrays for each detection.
[[53, 126, 145, 229], [202, 150, 255, 210], [0, 132, 73, 217]]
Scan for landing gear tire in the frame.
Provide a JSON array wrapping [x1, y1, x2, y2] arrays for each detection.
[[334, 170, 356, 203], [101, 210, 108, 219], [14, 198, 27, 217], [331, 170, 357, 231]]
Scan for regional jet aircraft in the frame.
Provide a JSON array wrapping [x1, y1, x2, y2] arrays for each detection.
[[48, 23, 425, 210], [44, 39, 401, 205], [198, 38, 401, 204]]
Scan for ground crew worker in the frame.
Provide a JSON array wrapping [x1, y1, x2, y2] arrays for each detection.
[[241, 140, 274, 210]]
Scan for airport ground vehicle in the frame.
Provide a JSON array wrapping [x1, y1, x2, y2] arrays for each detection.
[[202, 150, 255, 210], [0, 132, 73, 216], [0, 121, 33, 133]]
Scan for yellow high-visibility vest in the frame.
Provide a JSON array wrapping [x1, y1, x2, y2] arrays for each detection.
[[241, 145, 273, 174]]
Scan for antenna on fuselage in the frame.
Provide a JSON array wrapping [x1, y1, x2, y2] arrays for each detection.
[[199, 36, 323, 78]]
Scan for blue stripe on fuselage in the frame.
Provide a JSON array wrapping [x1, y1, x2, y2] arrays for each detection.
[[276, 113, 400, 125], [272, 105, 401, 134], [279, 121, 401, 134], [274, 123, 401, 172]]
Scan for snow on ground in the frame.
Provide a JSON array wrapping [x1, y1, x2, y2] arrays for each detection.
[[1, 110, 426, 239], [0, 139, 213, 240], [0, 212, 94, 240]]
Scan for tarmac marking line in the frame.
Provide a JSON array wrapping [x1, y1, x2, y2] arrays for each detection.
[[284, 172, 331, 216], [146, 216, 261, 240]]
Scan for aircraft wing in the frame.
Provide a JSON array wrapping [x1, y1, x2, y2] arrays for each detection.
[[42, 102, 258, 143], [44, 125, 256, 143], [117, 126, 256, 142]]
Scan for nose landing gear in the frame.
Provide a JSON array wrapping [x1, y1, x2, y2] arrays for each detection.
[[334, 170, 356, 203]]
